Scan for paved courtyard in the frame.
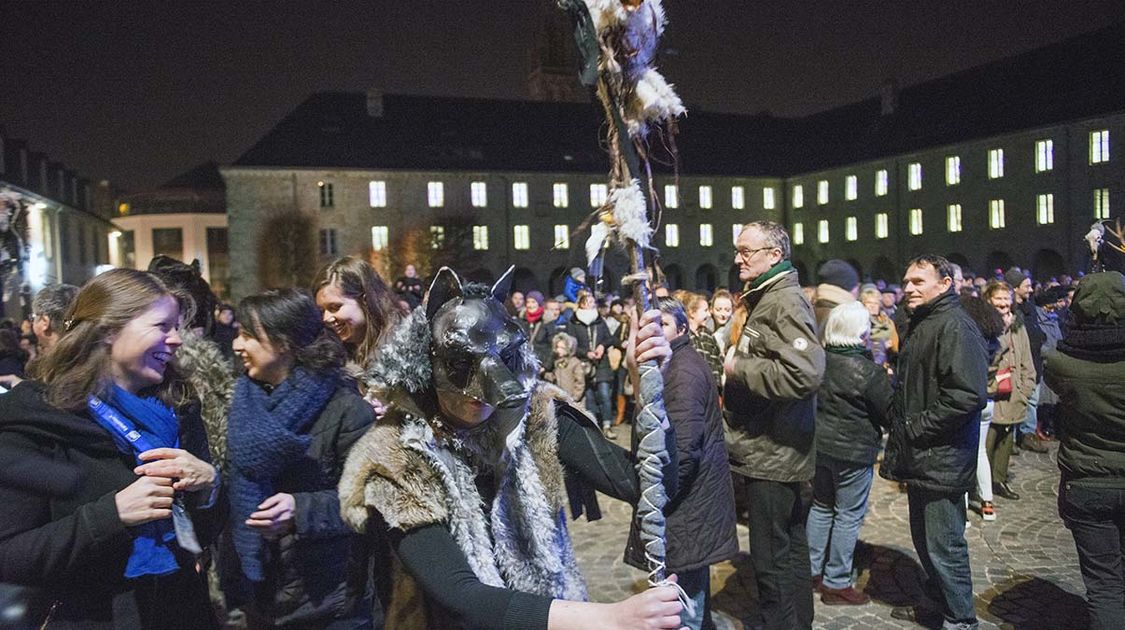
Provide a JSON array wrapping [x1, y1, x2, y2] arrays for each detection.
[[570, 438, 1089, 629]]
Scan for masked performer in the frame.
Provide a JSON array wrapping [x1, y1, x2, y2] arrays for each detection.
[[339, 267, 685, 630]]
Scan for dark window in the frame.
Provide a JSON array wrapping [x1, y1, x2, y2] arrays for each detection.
[[319, 228, 338, 256], [206, 227, 230, 299], [152, 227, 183, 261], [58, 215, 70, 264], [121, 230, 136, 268]]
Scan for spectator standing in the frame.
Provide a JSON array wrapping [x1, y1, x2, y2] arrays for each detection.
[[808, 302, 892, 605], [813, 259, 860, 331], [723, 221, 825, 630], [881, 255, 987, 629], [394, 264, 424, 309], [520, 290, 556, 374], [0, 283, 80, 391], [958, 295, 1006, 522], [1046, 271, 1125, 630], [685, 293, 724, 388], [545, 332, 587, 404], [314, 256, 403, 387], [1034, 287, 1067, 438], [1005, 268, 1049, 453], [710, 290, 735, 352], [212, 303, 239, 363], [861, 287, 898, 369], [566, 289, 617, 438]]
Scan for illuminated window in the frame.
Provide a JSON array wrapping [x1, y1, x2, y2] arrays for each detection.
[[875, 169, 888, 196], [792, 184, 804, 208], [699, 223, 713, 247], [554, 224, 570, 248], [817, 220, 829, 243], [427, 181, 444, 207], [946, 156, 961, 185], [846, 216, 858, 242], [732, 223, 743, 245], [318, 181, 334, 207], [319, 228, 338, 255], [845, 175, 857, 201], [817, 180, 829, 205], [1091, 130, 1110, 164], [732, 186, 746, 209], [761, 186, 774, 210], [553, 183, 569, 208], [1095, 188, 1110, 219], [369, 181, 387, 207], [908, 163, 922, 190], [1036, 139, 1054, 172], [988, 149, 1004, 179], [699, 185, 713, 209], [512, 182, 529, 208], [665, 223, 680, 247], [989, 199, 1006, 229], [947, 204, 963, 232], [792, 222, 804, 245], [430, 226, 445, 249], [875, 213, 889, 239], [1037, 193, 1055, 224], [665, 185, 679, 208], [513, 225, 530, 250], [909, 208, 923, 235], [472, 225, 489, 250], [470, 181, 487, 207], [590, 183, 608, 207], [371, 226, 389, 251]]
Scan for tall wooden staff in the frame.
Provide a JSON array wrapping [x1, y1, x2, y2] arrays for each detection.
[[557, 0, 686, 590]]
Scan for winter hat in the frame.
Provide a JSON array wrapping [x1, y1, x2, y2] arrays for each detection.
[[526, 290, 545, 306], [1004, 267, 1028, 289], [569, 267, 586, 282], [817, 259, 859, 292], [1034, 286, 1068, 307]]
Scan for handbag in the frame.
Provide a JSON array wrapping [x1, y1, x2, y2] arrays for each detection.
[[995, 367, 1013, 398]]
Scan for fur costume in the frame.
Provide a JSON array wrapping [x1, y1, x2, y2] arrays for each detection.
[[176, 329, 234, 468]]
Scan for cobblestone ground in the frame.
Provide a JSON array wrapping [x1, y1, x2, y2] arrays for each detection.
[[570, 437, 1088, 629]]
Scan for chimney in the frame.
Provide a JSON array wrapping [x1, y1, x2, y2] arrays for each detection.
[[366, 88, 384, 118], [880, 79, 898, 116]]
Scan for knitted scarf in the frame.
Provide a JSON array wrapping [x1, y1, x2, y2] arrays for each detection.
[[227, 368, 337, 581], [525, 305, 544, 324], [1057, 324, 1125, 362]]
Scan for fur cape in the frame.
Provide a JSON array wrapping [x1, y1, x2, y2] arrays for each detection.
[[176, 329, 235, 468]]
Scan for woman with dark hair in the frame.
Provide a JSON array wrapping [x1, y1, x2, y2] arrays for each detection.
[[0, 268, 220, 628], [224, 288, 377, 628], [313, 256, 402, 379]]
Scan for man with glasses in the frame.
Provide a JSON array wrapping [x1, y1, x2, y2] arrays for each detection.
[[723, 221, 824, 630]]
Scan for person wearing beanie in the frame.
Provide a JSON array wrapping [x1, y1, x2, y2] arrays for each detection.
[[1045, 271, 1125, 629], [814, 259, 861, 332], [1001, 268, 1049, 453], [519, 290, 555, 374]]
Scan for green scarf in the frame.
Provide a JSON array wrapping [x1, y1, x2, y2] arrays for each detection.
[[748, 260, 794, 291], [827, 344, 869, 357]]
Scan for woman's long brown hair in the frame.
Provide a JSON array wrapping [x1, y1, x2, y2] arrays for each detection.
[[313, 256, 402, 367]]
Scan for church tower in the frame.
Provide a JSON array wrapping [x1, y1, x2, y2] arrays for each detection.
[[527, 5, 587, 103]]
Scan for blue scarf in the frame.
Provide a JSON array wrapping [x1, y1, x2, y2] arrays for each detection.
[[227, 368, 337, 582], [87, 386, 181, 579]]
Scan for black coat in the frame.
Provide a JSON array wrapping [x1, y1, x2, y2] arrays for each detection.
[[222, 385, 377, 626], [520, 318, 557, 373], [0, 381, 220, 629], [625, 336, 739, 573], [880, 292, 989, 494], [566, 315, 615, 383], [815, 348, 893, 466]]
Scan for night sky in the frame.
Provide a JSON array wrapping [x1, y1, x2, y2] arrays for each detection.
[[3, 1, 1123, 192]]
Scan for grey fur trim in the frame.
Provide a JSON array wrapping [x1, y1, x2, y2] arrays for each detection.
[[366, 306, 432, 394], [177, 330, 235, 467]]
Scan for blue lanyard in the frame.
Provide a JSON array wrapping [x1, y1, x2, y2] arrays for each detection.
[[87, 395, 158, 456]]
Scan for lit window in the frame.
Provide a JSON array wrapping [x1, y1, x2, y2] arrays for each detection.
[[817, 180, 829, 205], [318, 181, 334, 208], [430, 226, 445, 248], [792, 184, 804, 208], [732, 223, 743, 245], [1036, 139, 1054, 172], [427, 181, 444, 207], [732, 186, 746, 209], [909, 208, 924, 235], [470, 181, 487, 208], [369, 181, 387, 207], [472, 225, 489, 250], [371, 226, 389, 251], [845, 216, 858, 242], [875, 169, 889, 197], [988, 149, 1004, 179], [817, 219, 829, 243], [553, 183, 569, 208], [590, 183, 608, 207], [760, 187, 773, 210], [699, 223, 713, 247], [947, 204, 963, 232], [792, 222, 804, 245], [554, 224, 570, 248], [1091, 130, 1110, 164], [512, 182, 529, 208], [319, 228, 338, 255], [845, 175, 857, 201], [699, 185, 713, 209], [1095, 188, 1110, 219], [1037, 193, 1055, 224], [989, 199, 1006, 229], [946, 156, 961, 185], [514, 225, 530, 250], [665, 223, 679, 247], [875, 213, 889, 239], [664, 185, 679, 209], [908, 163, 922, 190]]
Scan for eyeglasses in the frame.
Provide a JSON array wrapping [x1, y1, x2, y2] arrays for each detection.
[[735, 246, 777, 260]]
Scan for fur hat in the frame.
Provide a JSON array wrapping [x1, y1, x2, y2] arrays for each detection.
[[817, 259, 859, 291]]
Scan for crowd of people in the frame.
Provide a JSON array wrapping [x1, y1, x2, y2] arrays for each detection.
[[0, 217, 1122, 630]]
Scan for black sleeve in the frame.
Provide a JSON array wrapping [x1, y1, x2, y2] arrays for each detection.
[[177, 402, 226, 547], [390, 524, 553, 630], [294, 397, 376, 539]]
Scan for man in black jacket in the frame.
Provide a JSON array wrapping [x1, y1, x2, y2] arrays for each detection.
[[882, 255, 988, 630]]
